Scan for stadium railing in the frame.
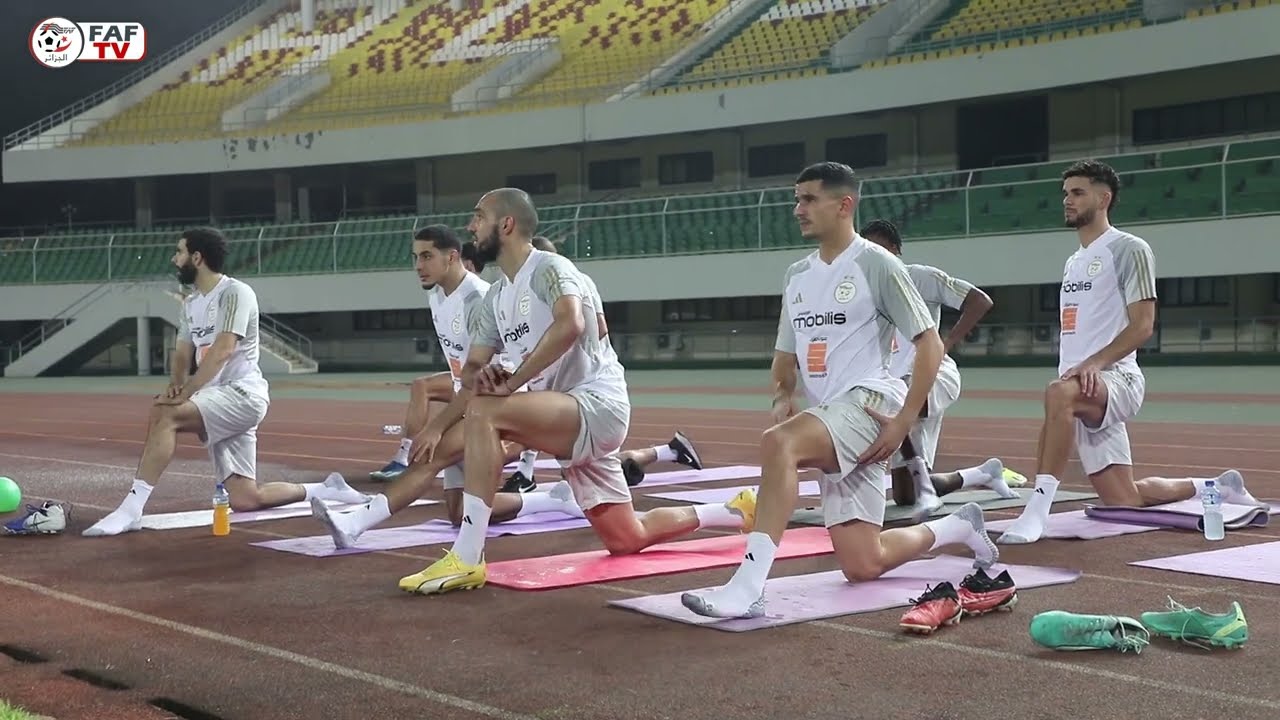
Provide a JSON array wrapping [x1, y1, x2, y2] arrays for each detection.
[[1, 136, 1276, 285]]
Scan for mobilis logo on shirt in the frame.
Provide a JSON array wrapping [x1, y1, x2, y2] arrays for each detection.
[[503, 322, 532, 344], [792, 310, 847, 329]]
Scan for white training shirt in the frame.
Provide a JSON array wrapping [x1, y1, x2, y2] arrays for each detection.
[[472, 249, 626, 400], [178, 275, 268, 396], [889, 263, 976, 379], [776, 236, 935, 407], [428, 271, 490, 391], [1057, 226, 1158, 377]]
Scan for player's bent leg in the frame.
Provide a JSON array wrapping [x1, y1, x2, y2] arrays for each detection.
[[135, 401, 207, 484], [681, 394, 870, 619], [1134, 469, 1260, 507], [1086, 464, 1143, 507], [374, 373, 456, 481]]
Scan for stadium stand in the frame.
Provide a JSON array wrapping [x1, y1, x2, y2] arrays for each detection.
[[657, 0, 882, 94], [3, 135, 1277, 284], [864, 0, 1145, 68]]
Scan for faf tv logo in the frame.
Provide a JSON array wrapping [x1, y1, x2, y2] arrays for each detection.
[[30, 17, 147, 69]]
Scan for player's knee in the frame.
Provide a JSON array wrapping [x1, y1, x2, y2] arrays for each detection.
[[227, 489, 263, 513], [1044, 379, 1078, 412], [149, 404, 182, 430], [760, 425, 799, 463], [840, 560, 885, 584], [465, 395, 503, 423], [602, 535, 645, 556], [411, 376, 432, 397]]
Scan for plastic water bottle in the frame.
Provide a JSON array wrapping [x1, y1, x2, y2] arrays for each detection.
[[212, 483, 231, 537], [382, 425, 403, 436], [1201, 480, 1224, 541]]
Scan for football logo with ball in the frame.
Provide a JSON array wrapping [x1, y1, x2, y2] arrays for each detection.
[[30, 17, 84, 68]]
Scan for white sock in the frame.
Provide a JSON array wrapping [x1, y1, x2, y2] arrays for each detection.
[[394, 438, 412, 466], [925, 503, 997, 568], [82, 479, 152, 536], [122, 479, 153, 515], [515, 480, 584, 518], [451, 493, 492, 565], [349, 493, 392, 535], [680, 532, 776, 618], [694, 503, 745, 529], [655, 444, 678, 462], [304, 472, 373, 506], [997, 474, 1059, 545], [907, 456, 941, 518], [959, 458, 1017, 499], [1193, 470, 1258, 506], [516, 450, 537, 478]]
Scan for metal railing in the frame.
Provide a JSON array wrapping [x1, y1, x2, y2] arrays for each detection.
[[259, 313, 317, 370], [1, 137, 1276, 282], [5, 283, 116, 363]]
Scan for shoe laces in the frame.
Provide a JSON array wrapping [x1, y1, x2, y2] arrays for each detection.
[[908, 582, 955, 606], [1156, 596, 1221, 651], [1064, 614, 1150, 654]]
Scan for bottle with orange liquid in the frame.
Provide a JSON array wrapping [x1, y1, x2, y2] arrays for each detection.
[[212, 483, 231, 536]]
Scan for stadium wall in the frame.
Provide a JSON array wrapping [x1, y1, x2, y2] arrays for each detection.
[[1, 215, 1275, 323], [5, 5, 1279, 184]]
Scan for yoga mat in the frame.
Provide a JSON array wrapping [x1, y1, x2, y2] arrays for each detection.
[[636, 465, 763, 487], [986, 499, 1280, 540], [1084, 498, 1276, 531], [790, 488, 1099, 528], [609, 555, 1081, 631], [649, 481, 821, 504], [139, 498, 440, 530], [646, 476, 897, 505], [252, 513, 594, 557], [503, 458, 565, 471], [485, 526, 834, 590], [1130, 541, 1280, 585]]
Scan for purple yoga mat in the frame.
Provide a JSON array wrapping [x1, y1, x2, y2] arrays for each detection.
[[609, 555, 1081, 631], [252, 514, 593, 557], [649, 481, 821, 504], [1130, 540, 1280, 585], [635, 465, 763, 487], [1085, 499, 1275, 531], [985, 510, 1160, 540]]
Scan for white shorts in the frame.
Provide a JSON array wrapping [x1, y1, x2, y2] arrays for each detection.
[[890, 359, 962, 471], [191, 383, 269, 482], [803, 386, 903, 528], [1075, 367, 1145, 476], [557, 385, 632, 512]]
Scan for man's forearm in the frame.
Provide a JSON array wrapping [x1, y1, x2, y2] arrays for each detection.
[[943, 291, 992, 352], [508, 320, 581, 390], [1087, 322, 1153, 368], [429, 387, 472, 434], [170, 350, 191, 385], [181, 349, 230, 397], [900, 332, 943, 420]]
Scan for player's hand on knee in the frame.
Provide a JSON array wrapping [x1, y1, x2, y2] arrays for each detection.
[[477, 364, 514, 396], [411, 426, 444, 464], [857, 407, 910, 466], [1061, 360, 1103, 397], [770, 397, 796, 425]]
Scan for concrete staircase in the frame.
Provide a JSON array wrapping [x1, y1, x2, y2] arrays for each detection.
[[3, 281, 319, 377]]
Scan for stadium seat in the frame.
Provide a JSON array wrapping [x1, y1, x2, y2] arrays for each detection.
[[662, 0, 882, 94], [867, 0, 1145, 67]]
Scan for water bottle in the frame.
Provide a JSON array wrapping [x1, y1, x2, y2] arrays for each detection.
[[212, 483, 231, 537], [1201, 480, 1224, 541], [382, 425, 403, 436]]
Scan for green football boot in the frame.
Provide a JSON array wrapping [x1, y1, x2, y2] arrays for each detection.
[[1141, 597, 1248, 650], [1029, 611, 1151, 654]]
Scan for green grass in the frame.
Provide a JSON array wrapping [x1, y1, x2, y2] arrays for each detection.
[[0, 699, 45, 720]]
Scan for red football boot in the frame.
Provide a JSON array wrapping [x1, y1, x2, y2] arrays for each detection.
[[900, 581, 963, 634], [958, 568, 1018, 616]]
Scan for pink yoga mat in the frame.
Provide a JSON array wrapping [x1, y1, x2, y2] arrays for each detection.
[[1130, 540, 1280, 585], [609, 555, 1081, 631], [649, 481, 821, 504], [251, 514, 593, 557]]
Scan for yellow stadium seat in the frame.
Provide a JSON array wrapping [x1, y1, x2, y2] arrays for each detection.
[[671, 0, 881, 92]]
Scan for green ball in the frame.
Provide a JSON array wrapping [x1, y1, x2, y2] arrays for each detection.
[[0, 477, 19, 513]]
